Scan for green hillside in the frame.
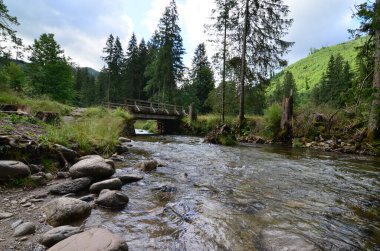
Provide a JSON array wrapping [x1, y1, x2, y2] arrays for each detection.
[[269, 37, 366, 96]]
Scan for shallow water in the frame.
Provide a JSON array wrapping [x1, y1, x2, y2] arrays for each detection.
[[85, 135, 380, 250]]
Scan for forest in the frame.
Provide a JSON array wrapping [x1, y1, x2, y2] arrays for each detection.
[[0, 0, 380, 147]]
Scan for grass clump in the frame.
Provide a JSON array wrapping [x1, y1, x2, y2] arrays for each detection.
[[0, 89, 72, 115], [46, 107, 131, 156], [263, 104, 282, 139], [135, 120, 158, 133]]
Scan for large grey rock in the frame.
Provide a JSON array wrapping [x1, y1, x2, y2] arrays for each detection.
[[135, 160, 158, 172], [47, 228, 128, 251], [13, 222, 36, 237], [54, 144, 79, 163], [41, 198, 92, 227], [0, 161, 30, 180], [260, 229, 319, 251], [69, 156, 115, 179], [49, 177, 92, 195], [95, 189, 129, 209], [117, 174, 143, 184], [39, 225, 82, 248], [89, 178, 122, 194]]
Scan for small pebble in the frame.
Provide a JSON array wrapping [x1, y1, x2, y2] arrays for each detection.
[[19, 237, 28, 241], [21, 202, 32, 207], [11, 219, 23, 229]]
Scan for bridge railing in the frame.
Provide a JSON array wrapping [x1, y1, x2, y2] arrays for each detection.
[[104, 99, 187, 116]]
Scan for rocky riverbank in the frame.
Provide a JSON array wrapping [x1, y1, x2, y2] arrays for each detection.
[[0, 149, 161, 250]]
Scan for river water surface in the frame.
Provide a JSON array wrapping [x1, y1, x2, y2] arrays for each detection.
[[85, 135, 380, 250]]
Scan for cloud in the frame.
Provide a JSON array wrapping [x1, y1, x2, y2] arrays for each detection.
[[4, 0, 363, 71]]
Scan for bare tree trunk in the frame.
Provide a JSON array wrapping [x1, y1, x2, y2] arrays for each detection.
[[239, 0, 249, 131], [221, 2, 227, 124], [280, 90, 293, 143], [368, 0, 380, 140]]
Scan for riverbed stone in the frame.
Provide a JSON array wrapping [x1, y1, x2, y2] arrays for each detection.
[[0, 212, 13, 219], [69, 155, 115, 179], [89, 178, 123, 194], [95, 189, 129, 209], [39, 225, 82, 248], [119, 137, 131, 143], [79, 194, 96, 202], [41, 198, 92, 227], [13, 222, 36, 237], [260, 229, 319, 251], [53, 144, 79, 163], [116, 174, 143, 184], [135, 160, 158, 172], [49, 177, 92, 195], [0, 161, 31, 181], [47, 228, 128, 251]]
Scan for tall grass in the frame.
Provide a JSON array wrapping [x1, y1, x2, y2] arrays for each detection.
[[46, 107, 131, 156], [0, 88, 72, 115]]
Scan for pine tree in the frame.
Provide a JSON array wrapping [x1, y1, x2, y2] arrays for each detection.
[[145, 0, 185, 103], [124, 33, 139, 99], [0, 0, 22, 58], [136, 39, 149, 100], [190, 43, 215, 113], [232, 0, 294, 128]]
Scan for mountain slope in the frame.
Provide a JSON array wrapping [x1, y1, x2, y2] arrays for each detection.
[[268, 37, 365, 95]]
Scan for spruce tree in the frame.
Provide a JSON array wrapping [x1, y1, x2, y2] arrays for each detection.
[[190, 43, 215, 113], [145, 0, 185, 103], [0, 0, 22, 58]]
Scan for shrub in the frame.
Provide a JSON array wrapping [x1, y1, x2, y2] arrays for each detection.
[[263, 104, 282, 139]]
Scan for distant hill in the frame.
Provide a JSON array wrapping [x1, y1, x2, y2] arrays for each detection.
[[268, 37, 366, 97], [82, 67, 99, 77]]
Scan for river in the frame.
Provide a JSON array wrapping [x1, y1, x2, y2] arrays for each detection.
[[85, 135, 380, 250]]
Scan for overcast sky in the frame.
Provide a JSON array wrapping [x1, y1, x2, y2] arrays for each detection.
[[5, 0, 360, 71]]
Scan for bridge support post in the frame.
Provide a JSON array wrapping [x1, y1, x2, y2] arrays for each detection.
[[189, 103, 197, 123], [157, 119, 181, 134], [122, 120, 136, 137]]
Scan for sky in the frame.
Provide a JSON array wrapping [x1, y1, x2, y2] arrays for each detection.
[[4, 0, 361, 71]]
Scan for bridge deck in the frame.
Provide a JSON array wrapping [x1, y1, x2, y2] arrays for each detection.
[[106, 99, 186, 120]]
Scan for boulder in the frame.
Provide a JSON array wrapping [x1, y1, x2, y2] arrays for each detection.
[[0, 161, 31, 181], [118, 137, 131, 143], [47, 228, 128, 251], [30, 174, 48, 186], [79, 194, 96, 202], [89, 178, 122, 194], [260, 229, 319, 251], [95, 189, 129, 209], [13, 222, 36, 237], [116, 144, 129, 154], [135, 160, 158, 172], [54, 144, 79, 163], [69, 156, 115, 179], [41, 198, 92, 227], [39, 225, 82, 248], [56, 172, 70, 179], [49, 177, 92, 195], [117, 174, 143, 184]]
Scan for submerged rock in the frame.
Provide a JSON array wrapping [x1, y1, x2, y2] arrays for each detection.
[[0, 160, 31, 181], [69, 155, 115, 179], [95, 189, 129, 209], [42, 198, 92, 227], [47, 228, 128, 251], [260, 229, 319, 251], [135, 160, 158, 172], [49, 177, 92, 195], [116, 174, 143, 184], [39, 225, 82, 248], [89, 178, 123, 194]]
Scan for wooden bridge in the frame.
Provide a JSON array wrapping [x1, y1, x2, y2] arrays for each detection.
[[106, 99, 187, 120]]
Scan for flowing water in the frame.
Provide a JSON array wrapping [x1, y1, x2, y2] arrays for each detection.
[[85, 135, 380, 251]]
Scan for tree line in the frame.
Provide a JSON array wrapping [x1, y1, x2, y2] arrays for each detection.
[[0, 0, 380, 140]]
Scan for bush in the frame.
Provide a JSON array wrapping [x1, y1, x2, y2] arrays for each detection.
[[263, 104, 282, 139]]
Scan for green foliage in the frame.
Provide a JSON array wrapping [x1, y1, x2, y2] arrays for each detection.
[[28, 33, 75, 103], [312, 54, 353, 107], [268, 38, 365, 101], [46, 107, 131, 156], [144, 0, 185, 103], [135, 120, 158, 133], [263, 104, 282, 138], [0, 0, 22, 58], [0, 89, 72, 115], [7, 177, 38, 189], [217, 133, 237, 146], [0, 62, 29, 91], [189, 43, 215, 114]]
